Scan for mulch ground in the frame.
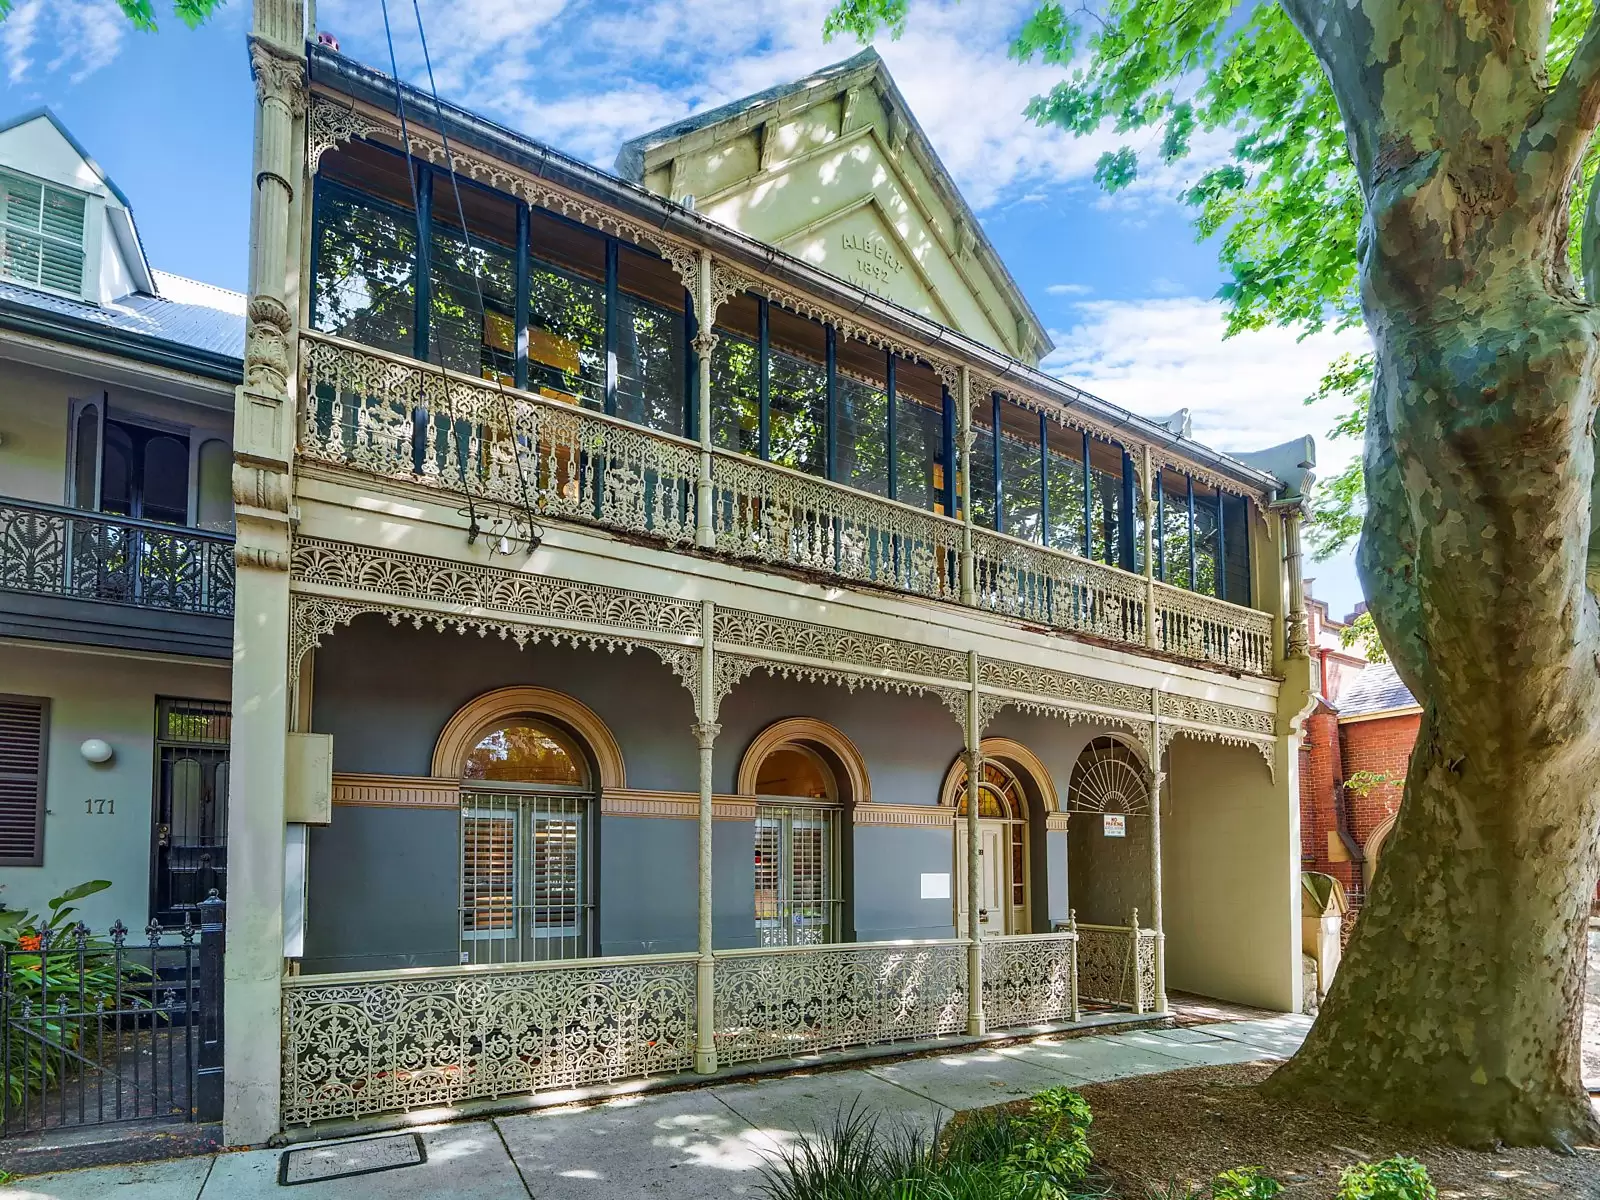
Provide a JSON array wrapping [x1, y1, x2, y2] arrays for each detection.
[[1074, 1061, 1600, 1199]]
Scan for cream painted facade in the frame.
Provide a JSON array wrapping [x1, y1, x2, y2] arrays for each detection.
[[219, 1, 1319, 1146], [618, 51, 1050, 365]]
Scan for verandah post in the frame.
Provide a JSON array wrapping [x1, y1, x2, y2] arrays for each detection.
[[693, 251, 715, 548], [1141, 446, 1157, 649], [693, 598, 719, 1072], [1147, 751, 1168, 1014], [965, 650, 985, 1035], [958, 368, 976, 607]]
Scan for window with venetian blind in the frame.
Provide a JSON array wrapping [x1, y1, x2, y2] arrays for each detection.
[[0, 696, 49, 867], [0, 172, 87, 297], [753, 744, 843, 947]]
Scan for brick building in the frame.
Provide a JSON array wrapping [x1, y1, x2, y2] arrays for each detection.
[[1299, 594, 1419, 909]]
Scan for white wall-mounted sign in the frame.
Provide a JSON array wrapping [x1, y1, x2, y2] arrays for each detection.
[[1103, 814, 1127, 838], [920, 872, 951, 900]]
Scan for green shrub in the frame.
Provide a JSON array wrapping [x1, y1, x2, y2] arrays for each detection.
[[1211, 1167, 1282, 1199], [1337, 1157, 1436, 1200]]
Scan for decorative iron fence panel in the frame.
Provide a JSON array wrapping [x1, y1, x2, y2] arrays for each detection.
[[713, 940, 968, 1065], [1, 901, 224, 1137], [1074, 924, 1153, 1012], [0, 500, 234, 617], [296, 331, 1278, 677], [1153, 582, 1273, 675], [982, 933, 1078, 1029], [280, 953, 697, 1126], [970, 528, 1148, 646], [299, 333, 697, 545], [708, 450, 962, 602]]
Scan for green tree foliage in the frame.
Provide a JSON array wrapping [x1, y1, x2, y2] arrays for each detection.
[[0, 0, 225, 29], [825, 0, 1599, 564]]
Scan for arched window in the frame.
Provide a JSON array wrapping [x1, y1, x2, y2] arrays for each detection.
[[953, 759, 1030, 917], [741, 720, 863, 948], [1067, 737, 1149, 814], [456, 708, 601, 965]]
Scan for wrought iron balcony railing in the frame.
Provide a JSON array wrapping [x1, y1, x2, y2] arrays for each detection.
[[0, 499, 235, 618], [297, 331, 1276, 675]]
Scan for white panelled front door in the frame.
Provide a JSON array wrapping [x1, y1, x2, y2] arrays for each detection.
[[955, 819, 1009, 936]]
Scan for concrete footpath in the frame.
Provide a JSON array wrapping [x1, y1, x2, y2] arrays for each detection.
[[0, 1015, 1311, 1200]]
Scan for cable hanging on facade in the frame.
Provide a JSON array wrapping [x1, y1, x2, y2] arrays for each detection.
[[378, 0, 543, 557]]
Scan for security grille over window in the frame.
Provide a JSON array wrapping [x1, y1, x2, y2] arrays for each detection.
[[153, 698, 231, 924], [753, 743, 842, 947], [1067, 736, 1149, 814], [458, 719, 594, 963], [0, 171, 86, 296]]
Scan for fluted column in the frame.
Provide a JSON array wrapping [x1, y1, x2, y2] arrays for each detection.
[[1284, 506, 1309, 658], [227, 0, 305, 1149], [693, 599, 718, 1072]]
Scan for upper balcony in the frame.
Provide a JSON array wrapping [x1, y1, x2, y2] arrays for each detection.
[[297, 62, 1285, 679]]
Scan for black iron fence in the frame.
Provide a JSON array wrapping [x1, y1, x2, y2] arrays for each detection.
[[0, 498, 234, 617], [0, 893, 224, 1136]]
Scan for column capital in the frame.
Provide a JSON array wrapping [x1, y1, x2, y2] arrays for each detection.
[[249, 37, 307, 117], [692, 722, 722, 749]]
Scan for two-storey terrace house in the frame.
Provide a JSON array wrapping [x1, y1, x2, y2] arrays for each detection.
[[0, 110, 243, 932], [228, 0, 1318, 1145]]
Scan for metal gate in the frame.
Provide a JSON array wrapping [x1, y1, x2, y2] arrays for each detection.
[[0, 896, 224, 1135], [151, 698, 230, 926]]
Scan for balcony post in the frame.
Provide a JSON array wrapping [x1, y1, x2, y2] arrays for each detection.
[[693, 599, 719, 1072], [693, 251, 716, 548], [1283, 505, 1310, 658], [225, 0, 306, 1147], [965, 649, 985, 1036], [958, 368, 976, 606], [1141, 445, 1157, 649]]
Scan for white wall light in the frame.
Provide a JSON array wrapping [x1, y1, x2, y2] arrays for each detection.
[[79, 738, 114, 765]]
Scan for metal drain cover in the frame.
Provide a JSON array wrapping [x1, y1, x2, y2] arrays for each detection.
[[279, 1132, 427, 1185]]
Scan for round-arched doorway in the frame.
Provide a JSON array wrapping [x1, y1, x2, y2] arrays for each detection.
[[440, 689, 615, 965], [941, 740, 1055, 937]]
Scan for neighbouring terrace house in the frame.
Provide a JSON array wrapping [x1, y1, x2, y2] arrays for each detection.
[[226, 3, 1319, 1145], [0, 109, 242, 932]]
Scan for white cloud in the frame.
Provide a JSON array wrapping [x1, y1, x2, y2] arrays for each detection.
[[2, 0, 128, 85], [315, 0, 1171, 212], [1046, 283, 1092, 296], [1046, 295, 1372, 615], [2, 0, 45, 84]]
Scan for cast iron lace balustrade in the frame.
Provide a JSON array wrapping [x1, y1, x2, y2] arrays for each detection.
[[298, 333, 697, 544], [280, 953, 698, 1125], [296, 331, 1275, 676], [1152, 581, 1272, 675], [713, 940, 968, 1065], [0, 499, 234, 617], [981, 932, 1079, 1029], [708, 449, 961, 602], [971, 527, 1147, 644], [1075, 924, 1150, 1012]]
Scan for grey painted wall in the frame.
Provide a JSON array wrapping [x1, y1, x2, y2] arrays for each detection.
[[305, 615, 1145, 970]]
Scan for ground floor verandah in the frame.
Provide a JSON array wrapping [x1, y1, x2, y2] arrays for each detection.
[[274, 545, 1296, 1129]]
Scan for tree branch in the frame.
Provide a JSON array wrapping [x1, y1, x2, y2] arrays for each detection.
[[1537, 1, 1600, 185], [1276, 0, 1383, 185]]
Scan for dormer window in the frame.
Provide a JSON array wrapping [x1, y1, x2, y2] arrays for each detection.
[[0, 170, 87, 298]]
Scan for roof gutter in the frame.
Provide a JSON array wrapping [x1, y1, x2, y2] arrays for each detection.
[[308, 47, 1283, 495], [0, 297, 242, 385]]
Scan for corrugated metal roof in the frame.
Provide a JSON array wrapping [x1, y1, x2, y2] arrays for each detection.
[[0, 270, 244, 361], [1335, 662, 1418, 719]]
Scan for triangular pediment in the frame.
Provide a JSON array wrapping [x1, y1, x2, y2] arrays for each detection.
[[616, 52, 1051, 365]]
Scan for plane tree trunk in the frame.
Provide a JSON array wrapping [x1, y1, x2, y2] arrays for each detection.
[[1265, 0, 1600, 1146]]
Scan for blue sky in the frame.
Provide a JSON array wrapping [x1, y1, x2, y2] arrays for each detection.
[[0, 0, 1369, 615]]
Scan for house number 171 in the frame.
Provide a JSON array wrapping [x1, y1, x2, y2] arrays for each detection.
[[84, 799, 114, 815]]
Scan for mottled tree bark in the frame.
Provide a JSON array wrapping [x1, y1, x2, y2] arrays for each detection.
[[1266, 0, 1600, 1147]]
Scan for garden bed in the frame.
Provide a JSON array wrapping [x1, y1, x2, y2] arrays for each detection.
[[1074, 1061, 1600, 1198]]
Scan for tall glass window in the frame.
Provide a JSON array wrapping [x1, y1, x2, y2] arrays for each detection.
[[1046, 423, 1088, 554], [429, 185, 517, 383], [1159, 472, 1193, 589], [311, 143, 419, 357], [1193, 480, 1221, 596], [526, 209, 606, 410], [969, 402, 996, 529], [835, 337, 889, 497], [711, 293, 762, 457], [615, 245, 688, 437], [894, 359, 947, 513], [1088, 438, 1124, 566], [1222, 493, 1252, 604], [997, 399, 1042, 543], [767, 305, 828, 478], [753, 744, 841, 947]]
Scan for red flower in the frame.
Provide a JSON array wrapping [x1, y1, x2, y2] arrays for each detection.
[[16, 934, 41, 952]]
